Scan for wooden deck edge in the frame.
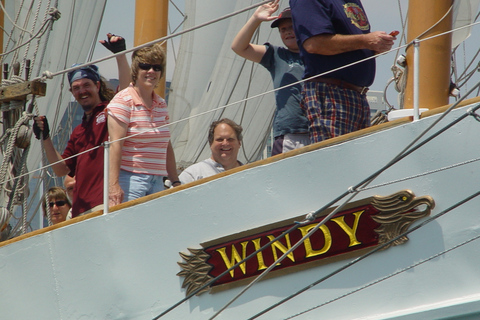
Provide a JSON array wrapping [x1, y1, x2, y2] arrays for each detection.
[[2, 96, 479, 248]]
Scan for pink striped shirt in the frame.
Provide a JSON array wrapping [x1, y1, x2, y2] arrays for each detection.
[[106, 85, 170, 175]]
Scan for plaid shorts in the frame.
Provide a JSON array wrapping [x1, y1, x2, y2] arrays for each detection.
[[301, 82, 371, 143]]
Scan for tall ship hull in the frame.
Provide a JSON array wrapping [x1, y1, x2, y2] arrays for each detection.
[[2, 99, 480, 319], [1, 0, 480, 319]]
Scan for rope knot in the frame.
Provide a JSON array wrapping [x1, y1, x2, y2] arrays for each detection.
[[22, 111, 35, 119], [48, 8, 61, 21], [467, 107, 480, 122], [295, 211, 316, 225], [41, 70, 53, 80], [304, 211, 316, 222]]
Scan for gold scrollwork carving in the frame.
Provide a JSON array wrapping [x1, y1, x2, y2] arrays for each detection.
[[177, 248, 213, 296], [371, 190, 435, 249]]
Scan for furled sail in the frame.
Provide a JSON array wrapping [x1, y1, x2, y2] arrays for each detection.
[[169, 0, 285, 169]]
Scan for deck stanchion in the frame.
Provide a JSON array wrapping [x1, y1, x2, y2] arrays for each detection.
[[413, 39, 420, 121], [103, 141, 110, 214]]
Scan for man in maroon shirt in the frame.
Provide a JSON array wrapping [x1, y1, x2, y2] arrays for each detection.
[[33, 34, 129, 217]]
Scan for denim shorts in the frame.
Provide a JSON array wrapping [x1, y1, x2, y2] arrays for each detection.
[[119, 169, 165, 202]]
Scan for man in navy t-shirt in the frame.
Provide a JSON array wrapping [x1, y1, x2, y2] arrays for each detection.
[[290, 0, 396, 143]]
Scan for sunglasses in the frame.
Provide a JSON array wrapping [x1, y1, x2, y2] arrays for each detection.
[[49, 200, 67, 208], [138, 63, 162, 72]]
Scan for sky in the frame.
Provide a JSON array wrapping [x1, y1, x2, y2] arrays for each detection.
[[92, 0, 184, 82], [92, 0, 480, 105], [93, 0, 401, 89]]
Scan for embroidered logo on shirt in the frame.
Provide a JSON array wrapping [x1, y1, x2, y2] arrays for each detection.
[[344, 3, 369, 31], [96, 112, 106, 125]]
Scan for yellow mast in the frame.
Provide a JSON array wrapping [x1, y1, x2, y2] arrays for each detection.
[[403, 0, 453, 110], [134, 0, 169, 97]]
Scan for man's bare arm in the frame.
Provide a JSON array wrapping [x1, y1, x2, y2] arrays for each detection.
[[303, 31, 395, 56]]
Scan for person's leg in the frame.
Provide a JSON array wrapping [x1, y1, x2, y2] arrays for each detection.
[[302, 82, 334, 143], [333, 88, 371, 136], [118, 170, 150, 202], [146, 175, 165, 196]]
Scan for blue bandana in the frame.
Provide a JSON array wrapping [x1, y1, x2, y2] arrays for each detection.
[[67, 64, 101, 85]]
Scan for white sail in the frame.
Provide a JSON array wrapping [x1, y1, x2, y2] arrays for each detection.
[[452, 0, 480, 48], [1, 1, 108, 231], [169, 0, 286, 168], [4, 1, 107, 171]]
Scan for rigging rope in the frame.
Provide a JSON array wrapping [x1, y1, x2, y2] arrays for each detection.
[[0, 0, 477, 237], [0, 111, 35, 233], [0, 0, 90, 235], [0, 1, 480, 316], [0, 0, 59, 236], [209, 191, 359, 320], [155, 97, 480, 319], [152, 219, 312, 320], [280, 190, 480, 320], [20, 0, 42, 77], [33, 0, 274, 82], [358, 155, 480, 192], [207, 84, 480, 318], [0, 6, 58, 58], [0, 0, 476, 236], [0, 0, 34, 36]]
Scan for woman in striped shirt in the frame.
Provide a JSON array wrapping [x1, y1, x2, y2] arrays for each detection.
[[106, 43, 180, 206]]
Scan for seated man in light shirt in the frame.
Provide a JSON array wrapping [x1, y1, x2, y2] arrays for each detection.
[[179, 118, 243, 184]]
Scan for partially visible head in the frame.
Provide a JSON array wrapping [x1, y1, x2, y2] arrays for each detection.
[[67, 64, 114, 112], [270, 8, 298, 52], [208, 119, 243, 169], [63, 175, 76, 201], [131, 43, 166, 86], [43, 187, 72, 225]]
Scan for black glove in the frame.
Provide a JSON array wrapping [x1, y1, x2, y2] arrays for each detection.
[[100, 34, 126, 53], [33, 116, 50, 140]]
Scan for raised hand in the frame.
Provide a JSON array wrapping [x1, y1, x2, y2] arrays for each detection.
[[99, 33, 126, 54], [253, 0, 280, 22]]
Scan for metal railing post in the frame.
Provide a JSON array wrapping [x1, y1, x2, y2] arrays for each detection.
[[413, 39, 420, 121], [103, 140, 110, 214]]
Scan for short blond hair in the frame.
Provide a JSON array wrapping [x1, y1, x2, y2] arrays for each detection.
[[131, 43, 166, 85]]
